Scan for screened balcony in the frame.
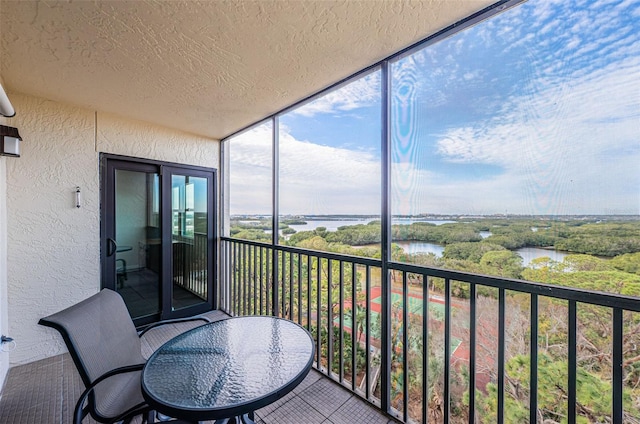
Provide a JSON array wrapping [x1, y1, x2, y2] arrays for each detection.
[[220, 0, 640, 421], [0, 0, 638, 423]]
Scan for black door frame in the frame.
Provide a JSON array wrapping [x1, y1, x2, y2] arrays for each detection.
[[100, 153, 217, 326]]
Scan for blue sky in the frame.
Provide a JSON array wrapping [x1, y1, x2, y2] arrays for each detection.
[[230, 0, 640, 216]]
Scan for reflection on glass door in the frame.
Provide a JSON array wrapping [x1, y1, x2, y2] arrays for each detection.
[[170, 174, 209, 311], [103, 155, 215, 325], [112, 167, 162, 321]]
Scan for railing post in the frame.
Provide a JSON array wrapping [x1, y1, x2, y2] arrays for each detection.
[[444, 278, 451, 424], [365, 266, 372, 399], [317, 257, 322, 367], [327, 259, 333, 378], [351, 262, 357, 393], [469, 283, 477, 424], [530, 294, 538, 424], [498, 288, 505, 424], [423, 274, 430, 424], [613, 308, 623, 424], [568, 301, 577, 424], [402, 272, 410, 423], [272, 249, 280, 317]]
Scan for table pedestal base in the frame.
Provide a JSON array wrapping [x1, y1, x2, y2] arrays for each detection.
[[214, 412, 255, 424], [156, 412, 255, 424]]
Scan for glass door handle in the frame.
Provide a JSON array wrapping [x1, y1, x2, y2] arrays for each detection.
[[107, 238, 117, 257]]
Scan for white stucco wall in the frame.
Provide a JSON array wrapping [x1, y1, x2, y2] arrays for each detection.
[[0, 71, 16, 384], [0, 155, 8, 385], [97, 112, 218, 168], [6, 94, 98, 365], [6, 93, 219, 366]]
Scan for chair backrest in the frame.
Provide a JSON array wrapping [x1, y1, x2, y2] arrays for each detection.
[[39, 289, 145, 387]]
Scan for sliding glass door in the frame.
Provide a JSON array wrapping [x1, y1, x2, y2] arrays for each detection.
[[102, 155, 216, 326], [166, 168, 213, 314]]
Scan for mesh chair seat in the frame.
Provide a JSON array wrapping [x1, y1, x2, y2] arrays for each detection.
[[39, 288, 210, 424], [93, 368, 146, 419]]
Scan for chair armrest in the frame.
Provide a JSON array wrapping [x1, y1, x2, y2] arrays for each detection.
[[74, 364, 146, 424], [137, 316, 211, 338]]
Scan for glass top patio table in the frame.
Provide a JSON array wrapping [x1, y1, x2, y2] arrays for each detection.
[[141, 316, 315, 423]]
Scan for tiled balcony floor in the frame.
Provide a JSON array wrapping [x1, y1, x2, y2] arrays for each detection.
[[0, 310, 397, 424]]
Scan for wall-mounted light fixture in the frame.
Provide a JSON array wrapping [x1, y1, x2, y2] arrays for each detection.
[[75, 187, 81, 208], [0, 125, 21, 157]]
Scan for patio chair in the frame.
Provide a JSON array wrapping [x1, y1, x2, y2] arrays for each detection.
[[39, 288, 211, 424]]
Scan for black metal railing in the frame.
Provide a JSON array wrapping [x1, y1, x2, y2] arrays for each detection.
[[172, 232, 208, 299], [221, 237, 640, 424]]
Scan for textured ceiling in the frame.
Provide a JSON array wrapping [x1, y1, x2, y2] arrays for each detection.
[[0, 0, 494, 140]]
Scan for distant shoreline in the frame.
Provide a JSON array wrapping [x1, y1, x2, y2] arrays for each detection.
[[233, 214, 640, 222]]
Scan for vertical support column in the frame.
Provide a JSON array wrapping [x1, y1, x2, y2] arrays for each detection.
[[380, 60, 392, 414], [218, 141, 227, 311], [271, 117, 280, 317]]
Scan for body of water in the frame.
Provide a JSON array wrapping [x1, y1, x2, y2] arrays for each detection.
[[515, 247, 569, 266], [394, 241, 445, 256], [393, 243, 568, 267], [285, 218, 457, 233], [282, 218, 571, 267]]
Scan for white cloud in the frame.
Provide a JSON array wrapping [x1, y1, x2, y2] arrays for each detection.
[[229, 0, 640, 217], [278, 129, 380, 215], [228, 123, 381, 215], [292, 72, 380, 117], [431, 56, 640, 215], [228, 124, 273, 215]]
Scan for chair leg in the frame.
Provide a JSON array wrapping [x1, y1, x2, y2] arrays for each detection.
[[241, 413, 255, 424], [156, 411, 173, 421], [146, 410, 156, 423]]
